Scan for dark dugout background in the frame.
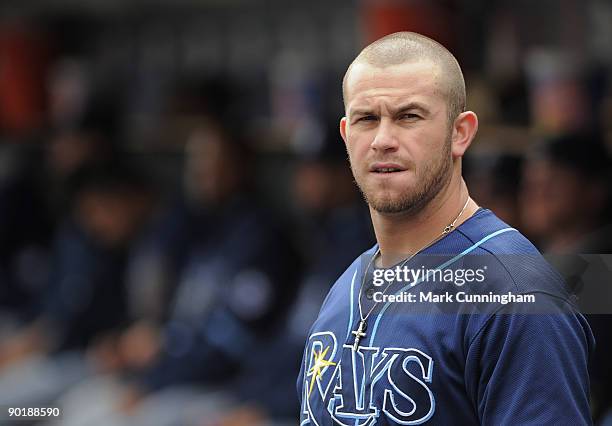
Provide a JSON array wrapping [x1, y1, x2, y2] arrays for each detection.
[[0, 0, 611, 425]]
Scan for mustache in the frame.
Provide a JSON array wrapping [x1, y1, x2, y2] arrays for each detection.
[[367, 156, 414, 168]]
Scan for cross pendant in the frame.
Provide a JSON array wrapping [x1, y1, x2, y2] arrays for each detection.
[[351, 319, 367, 351]]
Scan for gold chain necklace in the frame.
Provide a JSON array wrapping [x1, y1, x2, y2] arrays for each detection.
[[351, 196, 471, 351]]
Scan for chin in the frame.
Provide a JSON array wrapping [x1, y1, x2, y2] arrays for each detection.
[[367, 194, 415, 214]]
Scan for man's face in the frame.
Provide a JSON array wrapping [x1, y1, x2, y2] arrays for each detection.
[[341, 61, 453, 215]]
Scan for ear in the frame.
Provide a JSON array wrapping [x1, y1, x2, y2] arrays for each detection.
[[451, 111, 478, 158], [340, 117, 348, 145]]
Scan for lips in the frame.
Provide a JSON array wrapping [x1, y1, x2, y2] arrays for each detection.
[[370, 163, 406, 174]]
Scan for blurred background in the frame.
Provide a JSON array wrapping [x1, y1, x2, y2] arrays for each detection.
[[0, 0, 611, 425]]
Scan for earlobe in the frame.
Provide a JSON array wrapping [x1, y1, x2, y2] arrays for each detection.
[[340, 117, 348, 145], [451, 111, 478, 157]]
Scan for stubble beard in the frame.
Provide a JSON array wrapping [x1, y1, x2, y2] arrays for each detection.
[[352, 134, 453, 216]]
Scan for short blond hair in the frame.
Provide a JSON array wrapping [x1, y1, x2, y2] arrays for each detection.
[[342, 32, 466, 123]]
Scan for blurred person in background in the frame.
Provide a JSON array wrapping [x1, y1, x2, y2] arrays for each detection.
[[465, 152, 523, 228], [520, 132, 612, 253], [0, 162, 155, 408], [0, 92, 120, 333], [55, 119, 300, 426], [45, 84, 123, 218], [520, 132, 612, 423], [0, 145, 54, 329]]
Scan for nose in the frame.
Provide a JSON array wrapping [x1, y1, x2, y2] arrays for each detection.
[[370, 119, 399, 152]]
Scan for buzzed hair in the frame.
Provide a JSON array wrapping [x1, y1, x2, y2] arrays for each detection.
[[342, 32, 466, 124]]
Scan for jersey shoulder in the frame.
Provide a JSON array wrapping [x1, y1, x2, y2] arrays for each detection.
[[456, 209, 569, 298]]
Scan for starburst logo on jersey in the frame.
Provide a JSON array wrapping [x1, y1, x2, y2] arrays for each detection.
[[307, 345, 336, 396]]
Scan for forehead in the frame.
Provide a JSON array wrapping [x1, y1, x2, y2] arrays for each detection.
[[344, 61, 446, 111]]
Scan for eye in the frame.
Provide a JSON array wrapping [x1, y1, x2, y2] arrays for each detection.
[[399, 113, 420, 120], [357, 115, 378, 123]]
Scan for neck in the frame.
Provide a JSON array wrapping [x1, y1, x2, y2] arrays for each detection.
[[370, 171, 479, 267]]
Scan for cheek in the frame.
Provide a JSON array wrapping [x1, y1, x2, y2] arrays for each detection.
[[405, 123, 446, 147], [407, 131, 446, 166], [346, 134, 369, 162]]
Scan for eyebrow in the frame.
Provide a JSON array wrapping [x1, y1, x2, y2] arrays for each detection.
[[348, 102, 431, 118], [392, 102, 430, 116]]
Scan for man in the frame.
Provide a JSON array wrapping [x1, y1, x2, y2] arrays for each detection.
[[297, 32, 593, 425]]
